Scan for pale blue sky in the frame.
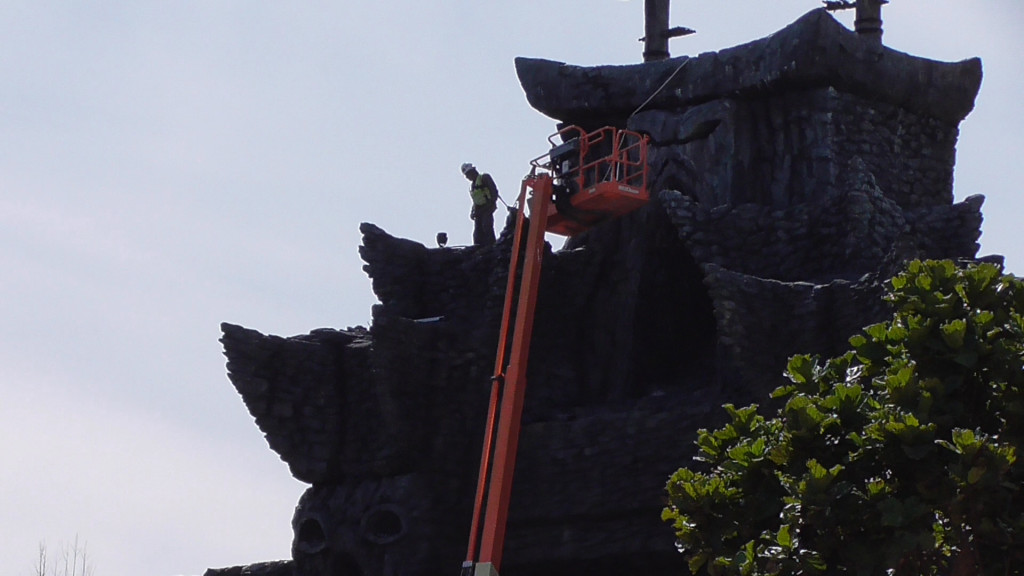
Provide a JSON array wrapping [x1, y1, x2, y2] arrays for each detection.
[[1, 2, 1021, 574]]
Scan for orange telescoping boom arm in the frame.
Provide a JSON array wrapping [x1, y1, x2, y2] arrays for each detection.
[[462, 127, 648, 576], [462, 172, 552, 576]]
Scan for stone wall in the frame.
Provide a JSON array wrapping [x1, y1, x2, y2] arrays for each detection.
[[209, 8, 992, 576], [638, 88, 961, 210]]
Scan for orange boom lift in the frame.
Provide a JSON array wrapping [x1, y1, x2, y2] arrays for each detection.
[[461, 126, 649, 576]]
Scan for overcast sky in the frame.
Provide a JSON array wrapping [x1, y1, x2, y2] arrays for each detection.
[[1, 2, 1021, 575]]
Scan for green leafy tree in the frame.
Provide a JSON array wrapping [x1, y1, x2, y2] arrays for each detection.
[[663, 260, 1024, 575]]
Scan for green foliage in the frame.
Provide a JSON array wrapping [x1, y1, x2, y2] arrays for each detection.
[[663, 260, 1024, 575]]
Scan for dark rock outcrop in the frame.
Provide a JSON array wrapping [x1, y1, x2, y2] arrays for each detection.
[[211, 9, 991, 576]]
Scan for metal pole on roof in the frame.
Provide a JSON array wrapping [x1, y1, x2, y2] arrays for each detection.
[[855, 0, 885, 44], [643, 0, 671, 61], [642, 0, 695, 62], [824, 0, 886, 45]]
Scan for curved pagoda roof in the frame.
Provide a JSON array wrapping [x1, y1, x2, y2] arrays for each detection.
[[515, 8, 982, 126]]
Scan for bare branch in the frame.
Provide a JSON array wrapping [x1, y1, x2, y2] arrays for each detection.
[[32, 537, 93, 576], [35, 543, 47, 576]]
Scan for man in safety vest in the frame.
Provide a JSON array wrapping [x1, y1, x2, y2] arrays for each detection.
[[461, 163, 498, 246]]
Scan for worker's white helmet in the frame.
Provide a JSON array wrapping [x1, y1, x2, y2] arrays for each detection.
[[460, 163, 475, 175]]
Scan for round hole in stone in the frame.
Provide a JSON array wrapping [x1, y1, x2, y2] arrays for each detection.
[[297, 517, 327, 553], [360, 504, 406, 544]]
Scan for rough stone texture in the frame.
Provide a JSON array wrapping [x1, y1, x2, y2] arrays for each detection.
[[631, 88, 965, 212], [220, 213, 726, 576], [211, 9, 993, 576]]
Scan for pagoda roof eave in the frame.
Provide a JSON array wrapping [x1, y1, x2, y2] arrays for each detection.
[[515, 8, 982, 125]]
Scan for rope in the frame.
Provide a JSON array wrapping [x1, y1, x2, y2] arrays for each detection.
[[496, 192, 511, 210], [629, 58, 690, 119]]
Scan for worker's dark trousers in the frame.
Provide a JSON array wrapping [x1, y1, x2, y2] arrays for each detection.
[[473, 209, 495, 246]]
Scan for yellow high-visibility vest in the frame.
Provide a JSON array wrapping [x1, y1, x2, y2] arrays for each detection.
[[471, 174, 494, 207]]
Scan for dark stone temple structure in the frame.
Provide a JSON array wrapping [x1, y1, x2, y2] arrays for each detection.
[[205, 9, 992, 576]]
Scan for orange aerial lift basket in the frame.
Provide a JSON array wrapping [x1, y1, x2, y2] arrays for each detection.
[[461, 126, 650, 576], [534, 125, 650, 236]]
